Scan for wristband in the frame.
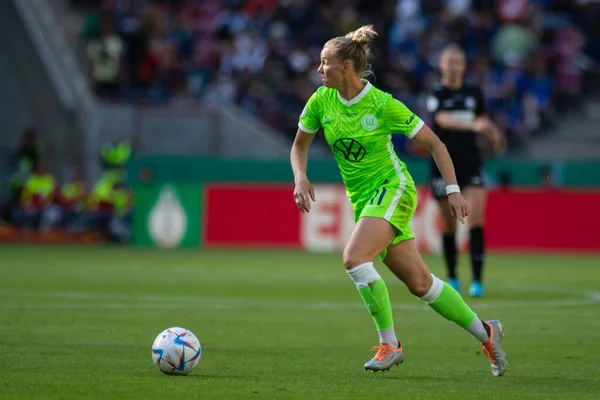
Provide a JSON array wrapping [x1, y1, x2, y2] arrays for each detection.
[[446, 184, 460, 195]]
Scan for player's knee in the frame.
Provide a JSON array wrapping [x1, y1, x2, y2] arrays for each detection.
[[406, 272, 433, 297], [342, 248, 365, 270]]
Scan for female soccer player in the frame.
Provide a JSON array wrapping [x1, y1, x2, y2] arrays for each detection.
[[290, 26, 507, 376], [427, 44, 503, 297]]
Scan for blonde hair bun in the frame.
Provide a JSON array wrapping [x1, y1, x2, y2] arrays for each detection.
[[345, 25, 378, 47]]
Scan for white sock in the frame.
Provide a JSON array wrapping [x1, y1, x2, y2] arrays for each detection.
[[467, 317, 490, 343], [378, 327, 399, 348], [419, 274, 444, 303], [346, 262, 381, 289], [347, 263, 398, 348]]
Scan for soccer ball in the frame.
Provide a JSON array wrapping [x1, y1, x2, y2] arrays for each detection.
[[151, 327, 202, 375]]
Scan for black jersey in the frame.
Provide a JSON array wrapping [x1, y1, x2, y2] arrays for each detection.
[[427, 84, 486, 169]]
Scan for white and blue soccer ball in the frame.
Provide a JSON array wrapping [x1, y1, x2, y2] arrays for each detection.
[[151, 327, 202, 375]]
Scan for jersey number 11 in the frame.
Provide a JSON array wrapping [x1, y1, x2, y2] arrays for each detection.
[[369, 187, 387, 206]]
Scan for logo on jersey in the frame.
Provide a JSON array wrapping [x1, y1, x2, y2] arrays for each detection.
[[361, 114, 378, 131], [333, 138, 366, 162], [405, 113, 416, 125], [465, 96, 476, 110]]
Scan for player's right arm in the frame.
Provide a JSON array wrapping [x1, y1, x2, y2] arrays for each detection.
[[291, 129, 316, 213], [291, 91, 321, 213]]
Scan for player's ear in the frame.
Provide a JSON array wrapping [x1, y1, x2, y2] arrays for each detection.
[[343, 60, 350, 73]]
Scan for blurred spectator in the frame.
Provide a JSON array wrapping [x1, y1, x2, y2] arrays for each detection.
[[101, 139, 132, 172], [555, 24, 585, 112], [87, 170, 121, 233], [73, 0, 600, 153], [56, 169, 89, 232], [520, 54, 554, 133], [108, 181, 134, 243], [85, 12, 124, 99], [0, 129, 135, 240], [9, 128, 42, 183], [13, 162, 58, 231], [87, 170, 133, 242], [496, 0, 529, 23], [491, 23, 537, 67], [0, 128, 42, 224]]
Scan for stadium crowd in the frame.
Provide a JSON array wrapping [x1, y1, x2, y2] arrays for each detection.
[[0, 129, 133, 242], [72, 0, 600, 153]]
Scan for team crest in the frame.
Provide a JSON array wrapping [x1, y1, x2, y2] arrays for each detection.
[[361, 114, 378, 131]]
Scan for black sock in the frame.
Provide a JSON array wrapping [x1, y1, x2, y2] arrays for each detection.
[[443, 234, 457, 279], [470, 227, 485, 282], [480, 318, 491, 337]]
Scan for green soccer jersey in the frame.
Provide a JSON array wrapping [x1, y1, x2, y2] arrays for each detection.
[[298, 81, 424, 206]]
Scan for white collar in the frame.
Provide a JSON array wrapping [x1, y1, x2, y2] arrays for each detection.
[[337, 79, 372, 107]]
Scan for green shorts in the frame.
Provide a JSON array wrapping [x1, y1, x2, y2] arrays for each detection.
[[353, 178, 418, 261]]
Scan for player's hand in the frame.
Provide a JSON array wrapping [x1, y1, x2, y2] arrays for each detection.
[[472, 119, 489, 135], [448, 192, 470, 224], [293, 177, 315, 213]]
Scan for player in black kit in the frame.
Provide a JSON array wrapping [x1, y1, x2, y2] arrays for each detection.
[[427, 44, 503, 297]]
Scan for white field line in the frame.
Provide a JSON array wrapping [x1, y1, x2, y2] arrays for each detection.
[[0, 284, 599, 311], [2, 299, 599, 310]]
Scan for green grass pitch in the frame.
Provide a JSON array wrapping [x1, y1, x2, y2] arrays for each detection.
[[0, 245, 599, 399]]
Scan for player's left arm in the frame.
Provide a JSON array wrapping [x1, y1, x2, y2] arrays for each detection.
[[411, 124, 470, 223], [384, 97, 469, 223], [384, 97, 460, 181], [411, 124, 457, 188]]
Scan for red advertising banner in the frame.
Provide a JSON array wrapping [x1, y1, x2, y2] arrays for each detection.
[[203, 184, 600, 252], [203, 184, 301, 248], [486, 189, 600, 251]]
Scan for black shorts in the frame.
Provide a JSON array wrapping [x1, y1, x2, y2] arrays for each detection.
[[430, 163, 486, 200]]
